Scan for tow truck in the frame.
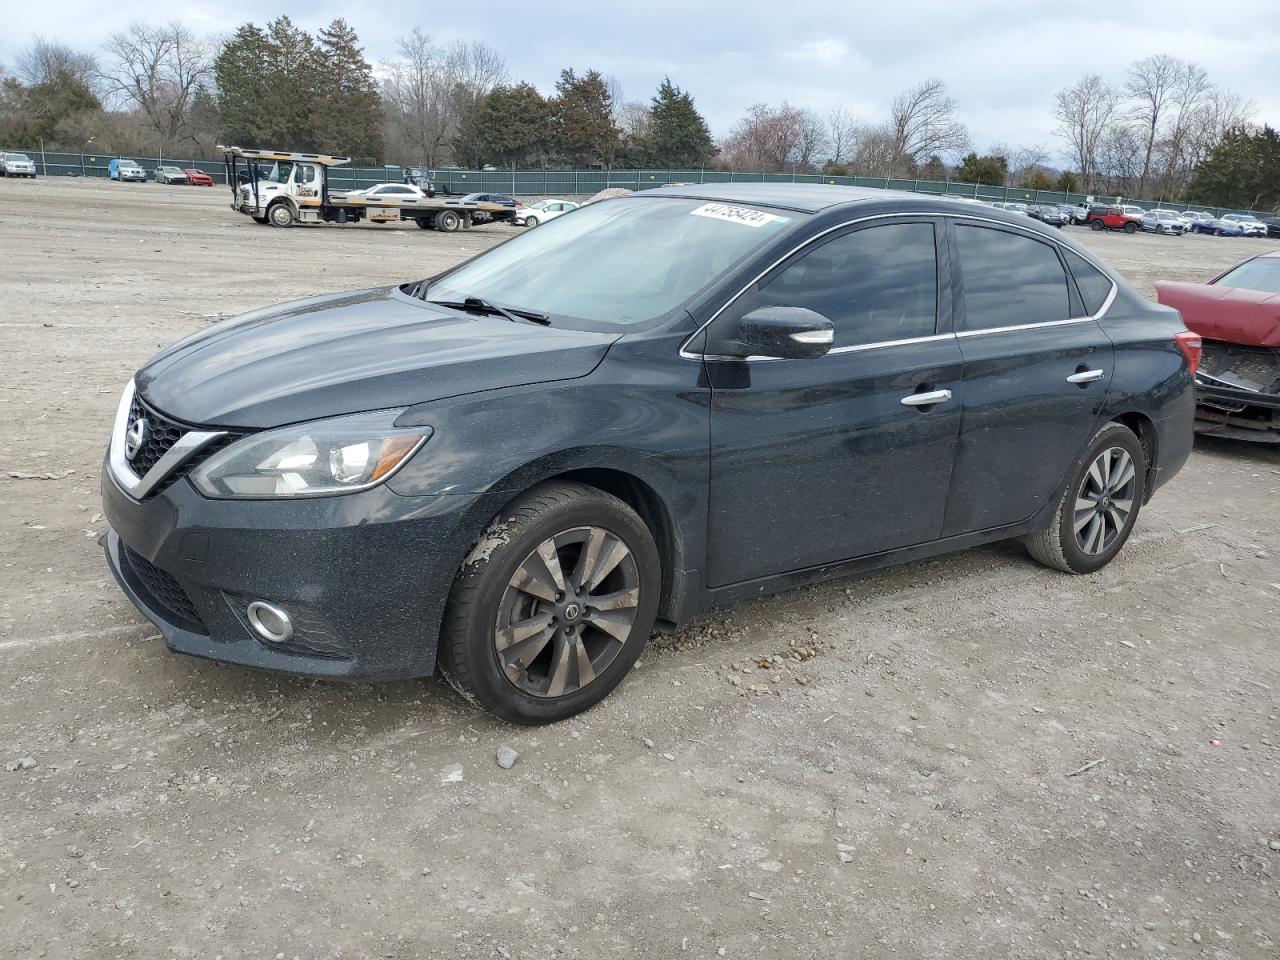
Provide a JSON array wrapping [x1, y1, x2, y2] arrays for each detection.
[[219, 146, 516, 231]]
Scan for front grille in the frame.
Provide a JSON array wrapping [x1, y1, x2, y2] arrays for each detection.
[[124, 546, 206, 632], [126, 395, 244, 495]]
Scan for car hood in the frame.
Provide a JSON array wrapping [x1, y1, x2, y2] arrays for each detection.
[[1155, 280, 1280, 347], [135, 286, 618, 428]]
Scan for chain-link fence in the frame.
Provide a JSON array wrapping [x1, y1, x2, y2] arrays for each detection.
[[6, 147, 1263, 218]]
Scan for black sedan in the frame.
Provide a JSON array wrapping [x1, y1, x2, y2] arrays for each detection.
[[101, 184, 1196, 723], [1028, 204, 1069, 227], [460, 192, 518, 223]]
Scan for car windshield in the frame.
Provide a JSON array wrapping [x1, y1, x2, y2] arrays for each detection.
[[423, 196, 799, 330], [9, 153, 31, 161], [121, 161, 141, 169], [1215, 258, 1280, 295]]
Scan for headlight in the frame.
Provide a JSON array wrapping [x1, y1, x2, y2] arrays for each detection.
[[189, 412, 430, 499]]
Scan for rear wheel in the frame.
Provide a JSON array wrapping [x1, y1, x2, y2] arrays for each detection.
[[416, 216, 434, 229], [1090, 219, 1103, 231], [439, 482, 660, 724], [267, 202, 294, 228], [435, 210, 461, 232], [1024, 422, 1146, 575]]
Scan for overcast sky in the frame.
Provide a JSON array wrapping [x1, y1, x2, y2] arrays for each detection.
[[4, 0, 1278, 161]]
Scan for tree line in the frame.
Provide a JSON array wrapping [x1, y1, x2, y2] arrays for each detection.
[[0, 25, 1271, 209]]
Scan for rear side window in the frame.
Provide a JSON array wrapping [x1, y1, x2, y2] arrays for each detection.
[[1063, 249, 1114, 315], [740, 222, 938, 348], [955, 224, 1069, 329]]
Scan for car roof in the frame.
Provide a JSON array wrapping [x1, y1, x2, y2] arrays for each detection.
[[633, 182, 1084, 229]]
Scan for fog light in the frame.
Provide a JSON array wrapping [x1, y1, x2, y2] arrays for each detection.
[[246, 601, 293, 644]]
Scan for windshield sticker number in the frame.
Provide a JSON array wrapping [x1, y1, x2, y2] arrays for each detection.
[[690, 202, 788, 228]]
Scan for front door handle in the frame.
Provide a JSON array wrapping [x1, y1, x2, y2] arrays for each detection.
[[901, 389, 952, 407], [1066, 368, 1105, 384]]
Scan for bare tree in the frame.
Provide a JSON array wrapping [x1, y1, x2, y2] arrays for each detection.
[[1124, 54, 1180, 195], [889, 78, 969, 173], [616, 101, 653, 140], [794, 107, 827, 169], [718, 102, 805, 171], [851, 124, 898, 177], [1155, 60, 1213, 194], [382, 32, 506, 167], [16, 36, 98, 89], [1054, 74, 1119, 192], [825, 104, 860, 165], [99, 23, 213, 151]]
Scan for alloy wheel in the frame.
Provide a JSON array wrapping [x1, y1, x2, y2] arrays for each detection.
[[494, 526, 641, 698], [1073, 446, 1137, 556]]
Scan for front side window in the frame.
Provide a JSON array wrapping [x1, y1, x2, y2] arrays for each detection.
[[719, 222, 938, 350], [956, 224, 1070, 329]]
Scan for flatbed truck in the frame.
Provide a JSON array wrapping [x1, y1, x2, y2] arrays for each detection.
[[220, 146, 516, 231]]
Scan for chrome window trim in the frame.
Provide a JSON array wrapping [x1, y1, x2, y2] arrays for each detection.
[[108, 379, 225, 499], [680, 211, 1119, 362]]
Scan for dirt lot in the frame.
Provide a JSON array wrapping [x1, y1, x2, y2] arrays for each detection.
[[2, 177, 1278, 959]]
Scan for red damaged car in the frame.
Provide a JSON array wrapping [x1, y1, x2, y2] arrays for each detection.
[[1156, 250, 1280, 442], [183, 168, 215, 186]]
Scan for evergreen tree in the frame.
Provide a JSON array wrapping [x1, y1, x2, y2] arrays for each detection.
[[312, 19, 383, 161], [262, 16, 319, 150], [954, 152, 1008, 186], [466, 82, 551, 169], [214, 24, 272, 146], [5, 69, 100, 145], [647, 77, 714, 167], [552, 68, 619, 167], [1186, 125, 1280, 211], [918, 154, 948, 181]]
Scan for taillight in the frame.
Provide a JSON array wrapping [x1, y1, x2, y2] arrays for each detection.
[[1175, 330, 1202, 376]]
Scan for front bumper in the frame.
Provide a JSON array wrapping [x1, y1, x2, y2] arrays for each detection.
[[101, 463, 489, 679]]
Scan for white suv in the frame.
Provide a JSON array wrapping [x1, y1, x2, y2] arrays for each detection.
[[0, 152, 37, 178]]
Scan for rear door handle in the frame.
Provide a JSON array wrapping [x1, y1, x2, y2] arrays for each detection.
[[1066, 369, 1104, 384], [900, 389, 952, 407]]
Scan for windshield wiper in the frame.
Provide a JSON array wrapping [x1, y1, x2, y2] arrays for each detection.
[[426, 295, 550, 326]]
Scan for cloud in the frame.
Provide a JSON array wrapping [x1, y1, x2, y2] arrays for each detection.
[[780, 37, 849, 63]]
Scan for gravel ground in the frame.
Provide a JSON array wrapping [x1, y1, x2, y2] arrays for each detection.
[[1, 177, 1278, 959]]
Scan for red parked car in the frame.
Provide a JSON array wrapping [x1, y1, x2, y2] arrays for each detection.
[[1155, 250, 1280, 442], [183, 168, 215, 186], [1087, 204, 1142, 234]]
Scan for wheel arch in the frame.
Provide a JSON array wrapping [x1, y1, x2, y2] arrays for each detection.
[[1108, 410, 1158, 503], [460, 458, 691, 625]]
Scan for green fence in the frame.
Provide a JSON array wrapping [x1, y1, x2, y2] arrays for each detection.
[[9, 147, 1264, 218]]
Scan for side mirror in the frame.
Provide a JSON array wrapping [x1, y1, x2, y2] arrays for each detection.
[[735, 306, 835, 360]]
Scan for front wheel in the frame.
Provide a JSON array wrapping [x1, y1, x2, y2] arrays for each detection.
[[439, 482, 661, 724], [1123, 222, 1138, 234], [267, 202, 294, 227], [524, 215, 539, 228], [1024, 422, 1146, 574]]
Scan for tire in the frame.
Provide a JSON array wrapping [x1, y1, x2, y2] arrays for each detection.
[[436, 210, 461, 232], [267, 201, 294, 228], [524, 215, 539, 228], [1089, 219, 1103, 231], [1123, 222, 1138, 234], [416, 216, 434, 229], [439, 481, 661, 724], [1024, 422, 1146, 575]]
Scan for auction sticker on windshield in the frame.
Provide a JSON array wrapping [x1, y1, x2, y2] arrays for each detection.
[[690, 202, 789, 228]]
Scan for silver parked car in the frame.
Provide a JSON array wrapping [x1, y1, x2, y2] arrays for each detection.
[[0, 152, 37, 178], [153, 165, 189, 185], [1140, 210, 1186, 235]]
